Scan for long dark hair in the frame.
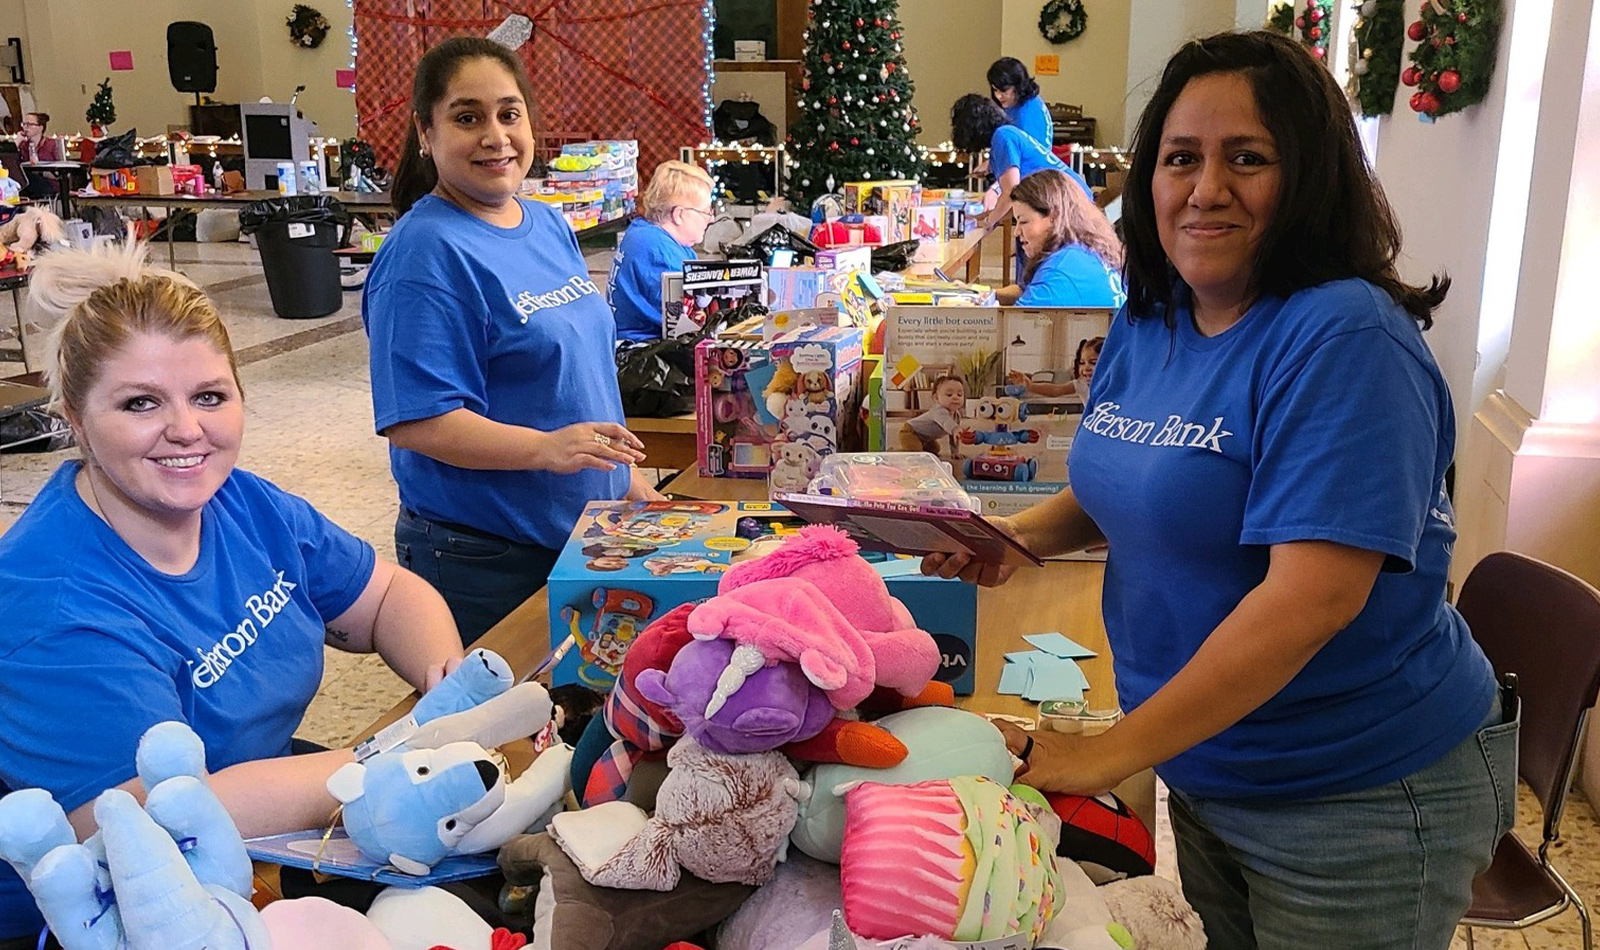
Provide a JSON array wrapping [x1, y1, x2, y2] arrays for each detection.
[[987, 57, 1040, 103], [1121, 30, 1447, 328], [950, 93, 1011, 153], [1012, 169, 1122, 286], [391, 36, 537, 216]]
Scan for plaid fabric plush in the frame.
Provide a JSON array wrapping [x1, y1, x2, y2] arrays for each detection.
[[583, 679, 680, 805]]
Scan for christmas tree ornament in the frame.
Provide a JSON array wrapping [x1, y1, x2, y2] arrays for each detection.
[[1407, 19, 1426, 39], [1437, 68, 1461, 91]]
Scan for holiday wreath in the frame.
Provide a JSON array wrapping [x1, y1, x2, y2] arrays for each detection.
[[288, 4, 330, 49], [1039, 0, 1088, 44]]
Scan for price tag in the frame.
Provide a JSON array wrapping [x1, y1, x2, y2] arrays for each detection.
[[287, 222, 314, 239], [352, 714, 418, 762]]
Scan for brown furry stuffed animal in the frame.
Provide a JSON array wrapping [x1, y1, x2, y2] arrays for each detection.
[[0, 206, 67, 270]]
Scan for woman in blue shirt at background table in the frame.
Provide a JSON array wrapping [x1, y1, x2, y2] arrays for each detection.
[[608, 160, 717, 344], [996, 168, 1124, 308], [988, 57, 1054, 147]]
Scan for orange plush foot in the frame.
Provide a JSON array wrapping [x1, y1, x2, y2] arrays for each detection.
[[903, 680, 955, 708], [784, 718, 909, 767]]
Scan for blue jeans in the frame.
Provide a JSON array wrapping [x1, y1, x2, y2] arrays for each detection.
[[394, 508, 560, 645], [1170, 691, 1518, 950]]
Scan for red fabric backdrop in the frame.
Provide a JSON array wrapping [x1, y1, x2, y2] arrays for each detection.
[[353, 0, 711, 179]]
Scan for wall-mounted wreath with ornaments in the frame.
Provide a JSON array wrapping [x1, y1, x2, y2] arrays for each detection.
[[1039, 0, 1088, 44], [287, 4, 331, 48]]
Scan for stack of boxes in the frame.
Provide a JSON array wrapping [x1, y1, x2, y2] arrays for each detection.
[[529, 139, 638, 231]]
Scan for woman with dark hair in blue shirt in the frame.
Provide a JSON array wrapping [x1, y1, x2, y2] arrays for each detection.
[[988, 57, 1054, 147], [930, 32, 1508, 950]]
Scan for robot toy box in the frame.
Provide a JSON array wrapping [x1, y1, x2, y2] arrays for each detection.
[[695, 323, 866, 487], [882, 306, 1114, 518], [546, 500, 980, 693]]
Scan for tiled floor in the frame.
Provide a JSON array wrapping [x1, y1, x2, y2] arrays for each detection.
[[3, 241, 1597, 947]]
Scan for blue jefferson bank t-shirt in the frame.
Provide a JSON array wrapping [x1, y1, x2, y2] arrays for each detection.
[[364, 195, 630, 550], [1005, 95, 1054, 150], [0, 462, 374, 937], [608, 218, 693, 344], [989, 125, 1091, 199], [1068, 278, 1495, 800], [1018, 244, 1125, 308]]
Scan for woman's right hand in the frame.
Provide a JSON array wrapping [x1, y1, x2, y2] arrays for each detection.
[[921, 515, 1023, 588], [532, 422, 646, 474]]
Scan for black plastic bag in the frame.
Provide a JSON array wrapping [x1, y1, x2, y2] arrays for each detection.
[[713, 100, 777, 146], [0, 409, 74, 453], [90, 130, 141, 169], [724, 223, 818, 264], [871, 240, 920, 272], [238, 195, 352, 235], [615, 337, 699, 418]]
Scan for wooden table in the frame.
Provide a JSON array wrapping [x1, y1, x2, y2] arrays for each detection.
[[903, 228, 990, 283], [625, 413, 699, 472]]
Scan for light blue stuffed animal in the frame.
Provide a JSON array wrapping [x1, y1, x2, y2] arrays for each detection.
[[0, 722, 268, 950]]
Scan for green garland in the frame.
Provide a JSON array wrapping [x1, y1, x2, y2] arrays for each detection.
[[1349, 0, 1405, 116], [1266, 2, 1296, 34], [1039, 0, 1088, 44], [1403, 0, 1502, 118], [1296, 0, 1335, 62]]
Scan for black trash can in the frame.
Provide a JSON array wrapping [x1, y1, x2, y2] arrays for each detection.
[[239, 196, 351, 319]]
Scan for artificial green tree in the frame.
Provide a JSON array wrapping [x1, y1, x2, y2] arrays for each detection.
[[86, 78, 117, 131], [785, 0, 926, 208]]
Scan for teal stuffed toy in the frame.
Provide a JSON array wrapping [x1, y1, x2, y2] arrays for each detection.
[[0, 721, 269, 950], [328, 649, 572, 875]]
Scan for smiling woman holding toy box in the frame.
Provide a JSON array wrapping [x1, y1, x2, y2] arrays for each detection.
[[0, 243, 468, 944], [928, 32, 1509, 950]]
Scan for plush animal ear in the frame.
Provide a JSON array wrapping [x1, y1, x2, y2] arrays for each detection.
[[326, 762, 368, 804], [635, 668, 676, 707], [797, 647, 848, 693]]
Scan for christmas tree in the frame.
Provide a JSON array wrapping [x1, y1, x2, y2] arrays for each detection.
[[86, 78, 117, 130], [785, 0, 926, 208]]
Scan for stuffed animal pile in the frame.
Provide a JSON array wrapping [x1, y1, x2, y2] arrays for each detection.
[[0, 205, 66, 270], [0, 529, 1209, 950]]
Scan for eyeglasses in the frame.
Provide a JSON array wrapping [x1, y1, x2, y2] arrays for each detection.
[[675, 205, 716, 220], [20, 121, 42, 128]]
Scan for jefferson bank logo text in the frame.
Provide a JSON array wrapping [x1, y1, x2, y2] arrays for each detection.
[[1081, 402, 1234, 453]]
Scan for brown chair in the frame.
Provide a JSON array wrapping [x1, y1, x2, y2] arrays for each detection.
[[1457, 551, 1600, 950]]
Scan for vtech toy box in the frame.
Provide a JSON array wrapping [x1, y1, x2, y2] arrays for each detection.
[[546, 501, 980, 693], [695, 323, 865, 489]]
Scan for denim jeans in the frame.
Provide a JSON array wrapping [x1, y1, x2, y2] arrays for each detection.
[[394, 508, 560, 646], [1169, 690, 1518, 950]]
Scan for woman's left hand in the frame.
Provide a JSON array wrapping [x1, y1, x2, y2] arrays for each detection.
[[422, 654, 465, 693], [626, 469, 666, 501], [994, 720, 1122, 797]]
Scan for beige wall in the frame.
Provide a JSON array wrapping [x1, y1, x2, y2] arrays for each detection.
[[18, 0, 354, 140], [999, 0, 1132, 147], [901, 0, 1004, 145]]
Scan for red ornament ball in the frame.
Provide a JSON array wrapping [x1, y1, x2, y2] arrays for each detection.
[[829, 141, 840, 151], [1458, 11, 1468, 20], [855, 17, 863, 25], [1446, 35, 1456, 44], [1409, 91, 1426, 112], [1295, 15, 1306, 28], [828, 96, 837, 104], [1312, 7, 1325, 20], [842, 41, 850, 49], [851, 137, 859, 145], [1310, 25, 1323, 39], [1438, 69, 1461, 93], [1401, 66, 1421, 86], [1407, 19, 1426, 40], [1314, 45, 1326, 58], [1432, 36, 1443, 46]]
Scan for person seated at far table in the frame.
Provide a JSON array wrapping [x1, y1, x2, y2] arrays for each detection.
[[995, 169, 1125, 308], [17, 112, 62, 200], [608, 160, 717, 344]]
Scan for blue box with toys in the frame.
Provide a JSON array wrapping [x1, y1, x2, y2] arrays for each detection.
[[694, 322, 866, 488], [545, 501, 979, 693]]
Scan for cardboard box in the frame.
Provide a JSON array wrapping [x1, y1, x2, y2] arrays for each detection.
[[134, 165, 175, 196], [733, 40, 767, 61], [865, 358, 885, 452], [882, 305, 1114, 518], [843, 180, 920, 243], [814, 245, 872, 272], [670, 260, 765, 339], [546, 501, 979, 693], [695, 323, 865, 487]]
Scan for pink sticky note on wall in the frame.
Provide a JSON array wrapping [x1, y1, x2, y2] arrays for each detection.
[[109, 51, 134, 71], [336, 69, 356, 89]]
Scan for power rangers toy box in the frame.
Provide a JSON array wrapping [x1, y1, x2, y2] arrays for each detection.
[[546, 500, 980, 694]]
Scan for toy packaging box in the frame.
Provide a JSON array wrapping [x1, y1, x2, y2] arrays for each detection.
[[843, 180, 921, 243], [695, 323, 866, 487], [668, 260, 765, 339], [546, 501, 980, 693], [882, 306, 1114, 518]]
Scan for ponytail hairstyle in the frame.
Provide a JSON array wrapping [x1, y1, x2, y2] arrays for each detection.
[[391, 36, 538, 216], [987, 57, 1040, 104], [1011, 169, 1122, 287], [29, 241, 239, 419]]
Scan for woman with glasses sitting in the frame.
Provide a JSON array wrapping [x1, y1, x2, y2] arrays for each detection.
[[608, 160, 718, 343]]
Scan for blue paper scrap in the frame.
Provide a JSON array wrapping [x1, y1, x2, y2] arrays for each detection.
[[1023, 655, 1088, 703], [998, 660, 1031, 695], [1023, 632, 1097, 659]]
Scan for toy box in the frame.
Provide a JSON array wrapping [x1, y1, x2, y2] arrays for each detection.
[[765, 271, 883, 339], [814, 245, 872, 272], [89, 166, 137, 196], [669, 260, 765, 339], [843, 180, 920, 243], [865, 358, 885, 451], [882, 306, 1114, 518], [546, 501, 980, 693], [695, 323, 865, 485]]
